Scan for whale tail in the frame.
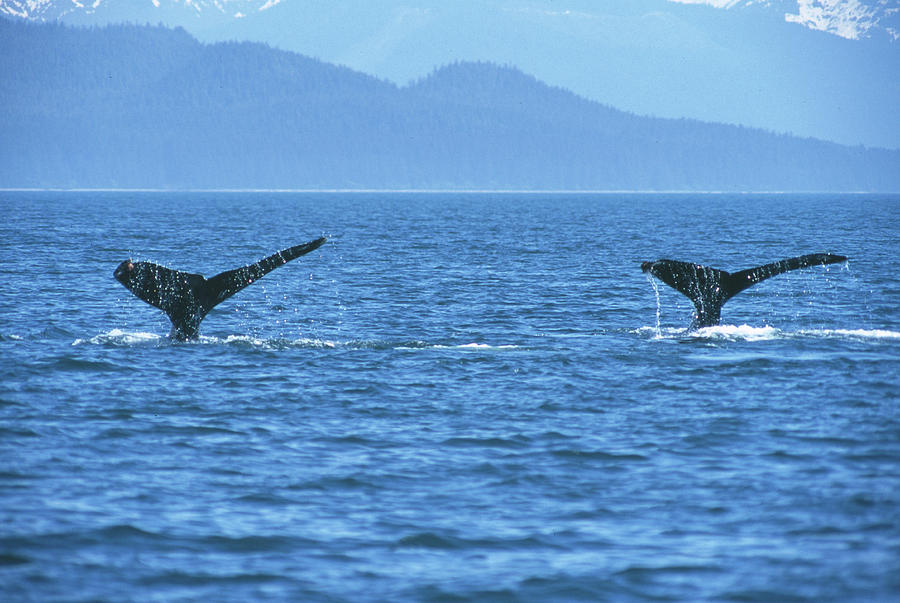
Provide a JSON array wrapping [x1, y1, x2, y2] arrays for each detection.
[[641, 253, 847, 328], [114, 237, 327, 340]]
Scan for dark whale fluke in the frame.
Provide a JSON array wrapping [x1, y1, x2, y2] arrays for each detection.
[[114, 237, 327, 340], [641, 253, 847, 328]]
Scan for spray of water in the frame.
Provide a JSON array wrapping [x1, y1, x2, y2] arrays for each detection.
[[647, 274, 662, 337]]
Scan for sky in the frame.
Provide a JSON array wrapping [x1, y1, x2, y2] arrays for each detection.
[[6, 0, 899, 148]]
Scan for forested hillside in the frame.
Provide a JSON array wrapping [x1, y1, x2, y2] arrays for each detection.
[[2, 19, 898, 191]]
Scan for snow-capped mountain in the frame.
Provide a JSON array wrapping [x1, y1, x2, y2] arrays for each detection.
[[667, 0, 900, 41], [0, 0, 283, 21]]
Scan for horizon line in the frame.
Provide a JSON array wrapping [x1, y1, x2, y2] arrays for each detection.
[[1, 188, 896, 195]]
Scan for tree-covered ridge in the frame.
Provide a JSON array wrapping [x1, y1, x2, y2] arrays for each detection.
[[2, 19, 898, 191]]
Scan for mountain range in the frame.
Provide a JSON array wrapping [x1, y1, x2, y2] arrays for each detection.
[[3, 0, 899, 150], [1, 19, 898, 191]]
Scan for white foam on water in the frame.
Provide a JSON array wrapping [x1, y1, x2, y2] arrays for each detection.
[[692, 324, 782, 342], [635, 324, 781, 341], [634, 326, 687, 340], [637, 324, 900, 344], [211, 337, 518, 351], [292, 338, 339, 348], [800, 328, 900, 341], [456, 342, 518, 349], [395, 342, 519, 351], [213, 335, 340, 349], [72, 329, 162, 346]]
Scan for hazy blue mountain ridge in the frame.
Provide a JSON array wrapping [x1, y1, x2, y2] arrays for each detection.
[[2, 20, 898, 191]]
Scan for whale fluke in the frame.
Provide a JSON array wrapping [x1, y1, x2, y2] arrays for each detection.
[[114, 237, 327, 340], [641, 253, 847, 328]]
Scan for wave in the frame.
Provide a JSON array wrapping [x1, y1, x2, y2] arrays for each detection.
[[221, 336, 520, 351], [634, 324, 780, 342], [403, 342, 519, 350], [72, 329, 163, 346], [70, 326, 900, 349], [636, 324, 900, 342], [71, 330, 520, 351], [800, 328, 900, 341], [393, 531, 552, 551], [692, 324, 781, 341]]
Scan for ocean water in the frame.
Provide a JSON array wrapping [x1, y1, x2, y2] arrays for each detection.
[[1, 191, 898, 602]]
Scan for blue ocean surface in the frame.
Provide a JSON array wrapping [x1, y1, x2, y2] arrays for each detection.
[[1, 191, 898, 602]]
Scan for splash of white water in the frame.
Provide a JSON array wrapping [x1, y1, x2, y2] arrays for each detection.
[[647, 274, 662, 338]]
